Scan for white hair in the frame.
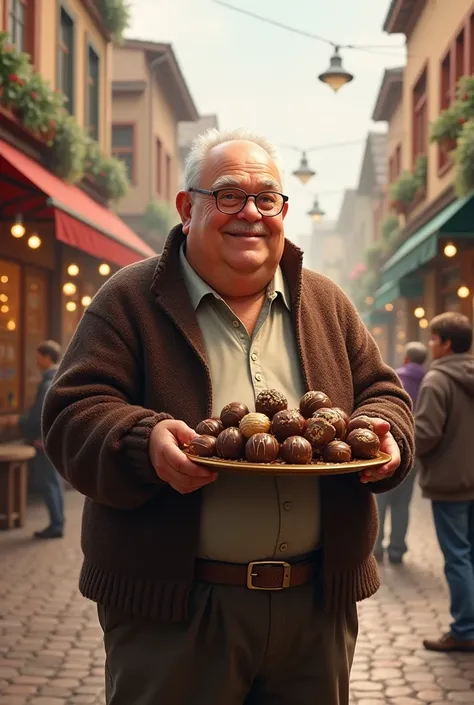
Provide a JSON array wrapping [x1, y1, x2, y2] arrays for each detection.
[[405, 341, 428, 364], [183, 127, 283, 191]]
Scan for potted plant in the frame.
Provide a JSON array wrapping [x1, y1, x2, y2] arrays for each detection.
[[456, 75, 474, 119], [97, 0, 132, 41], [0, 32, 31, 110], [18, 72, 64, 143], [454, 118, 474, 197], [390, 171, 419, 214], [430, 103, 465, 153], [49, 113, 87, 183], [414, 154, 427, 191], [93, 155, 129, 201]]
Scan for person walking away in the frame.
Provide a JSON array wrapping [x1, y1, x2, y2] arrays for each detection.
[[375, 341, 427, 563], [17, 341, 65, 538], [416, 313, 474, 651]]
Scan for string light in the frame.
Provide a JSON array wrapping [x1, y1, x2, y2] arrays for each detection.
[[1, 305, 9, 313], [0, 295, 8, 303], [98, 263, 111, 276], [81, 296, 92, 307], [10, 215, 25, 238], [0, 276, 8, 284], [67, 264, 80, 276], [66, 301, 77, 312], [6, 320, 16, 331], [27, 235, 41, 249], [63, 282, 77, 296], [385, 303, 394, 312], [414, 307, 425, 318], [457, 286, 470, 299], [419, 318, 429, 329], [444, 243, 457, 258]]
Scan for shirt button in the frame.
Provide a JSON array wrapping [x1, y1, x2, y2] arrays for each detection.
[[232, 320, 239, 328], [279, 542, 288, 553], [283, 501, 291, 512], [251, 353, 258, 362], [255, 373, 262, 382]]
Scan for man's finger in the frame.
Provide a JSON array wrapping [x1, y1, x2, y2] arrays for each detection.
[[162, 443, 215, 478]]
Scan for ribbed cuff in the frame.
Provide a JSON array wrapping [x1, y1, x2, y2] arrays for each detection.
[[124, 414, 173, 485]]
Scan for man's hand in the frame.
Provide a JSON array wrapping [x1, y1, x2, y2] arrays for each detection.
[[149, 419, 218, 494], [358, 418, 401, 484]]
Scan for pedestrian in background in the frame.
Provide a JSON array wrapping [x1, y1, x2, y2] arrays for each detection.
[[375, 341, 427, 564], [0, 340, 65, 539], [416, 313, 474, 652]]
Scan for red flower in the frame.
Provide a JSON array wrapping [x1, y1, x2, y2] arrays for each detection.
[[30, 91, 38, 100], [8, 74, 18, 82], [458, 117, 467, 125], [49, 119, 56, 128], [463, 92, 469, 101], [17, 78, 24, 87]]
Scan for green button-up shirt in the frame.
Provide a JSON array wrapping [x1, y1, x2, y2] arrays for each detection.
[[180, 245, 321, 562]]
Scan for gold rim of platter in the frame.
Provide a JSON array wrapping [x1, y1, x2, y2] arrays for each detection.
[[183, 451, 392, 476]]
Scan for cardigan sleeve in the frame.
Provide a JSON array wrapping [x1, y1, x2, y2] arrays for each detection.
[[339, 293, 415, 492], [42, 309, 173, 510]]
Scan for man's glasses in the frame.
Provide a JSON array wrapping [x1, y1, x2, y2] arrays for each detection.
[[189, 187, 288, 217]]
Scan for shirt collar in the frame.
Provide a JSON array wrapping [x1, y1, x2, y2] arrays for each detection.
[[179, 242, 291, 312]]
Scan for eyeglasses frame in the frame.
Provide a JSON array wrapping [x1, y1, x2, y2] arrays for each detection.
[[188, 187, 289, 217]]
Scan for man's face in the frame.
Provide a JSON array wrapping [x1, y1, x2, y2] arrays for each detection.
[[176, 140, 288, 297], [429, 333, 452, 360]]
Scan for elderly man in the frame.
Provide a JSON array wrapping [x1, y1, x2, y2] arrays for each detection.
[[43, 128, 414, 705]]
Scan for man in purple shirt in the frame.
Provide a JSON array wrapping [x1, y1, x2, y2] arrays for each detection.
[[375, 342, 427, 563]]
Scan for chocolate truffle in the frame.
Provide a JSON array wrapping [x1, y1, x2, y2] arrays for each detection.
[[216, 427, 245, 460], [271, 409, 306, 442], [220, 402, 250, 428], [332, 407, 350, 426], [245, 433, 280, 463], [195, 418, 224, 437], [346, 415, 375, 433], [312, 408, 347, 440], [346, 429, 380, 460], [304, 417, 336, 450], [299, 391, 333, 419], [280, 436, 313, 464], [255, 389, 288, 419], [188, 435, 217, 458], [239, 412, 271, 439], [322, 440, 352, 464]]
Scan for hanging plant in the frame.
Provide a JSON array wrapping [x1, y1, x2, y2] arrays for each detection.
[[414, 153, 427, 190], [97, 0, 132, 41], [454, 118, 474, 197], [390, 171, 419, 214], [93, 155, 129, 201], [456, 75, 474, 119], [49, 113, 87, 183], [381, 214, 400, 242], [0, 32, 31, 108], [17, 72, 64, 142], [430, 103, 465, 152]]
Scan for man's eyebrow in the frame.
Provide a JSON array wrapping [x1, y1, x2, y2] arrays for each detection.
[[211, 175, 282, 191]]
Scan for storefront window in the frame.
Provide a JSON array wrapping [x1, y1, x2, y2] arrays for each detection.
[[0, 261, 21, 412], [24, 269, 48, 409]]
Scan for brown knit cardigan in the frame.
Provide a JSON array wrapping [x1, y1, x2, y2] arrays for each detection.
[[43, 227, 414, 621]]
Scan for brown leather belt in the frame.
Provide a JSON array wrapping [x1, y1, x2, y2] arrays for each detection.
[[195, 556, 320, 591]]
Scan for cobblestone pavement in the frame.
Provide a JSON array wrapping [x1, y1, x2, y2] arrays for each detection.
[[0, 488, 473, 704]]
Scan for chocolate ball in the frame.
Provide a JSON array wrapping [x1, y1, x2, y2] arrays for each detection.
[[280, 436, 313, 464], [332, 407, 350, 426], [245, 433, 280, 463], [322, 440, 352, 464], [271, 409, 306, 442], [220, 402, 250, 428], [346, 415, 375, 433], [216, 427, 245, 460], [195, 418, 224, 437], [346, 429, 380, 460], [304, 417, 336, 450], [299, 391, 333, 419], [312, 408, 347, 440], [188, 435, 217, 458], [255, 389, 288, 419], [239, 412, 271, 439]]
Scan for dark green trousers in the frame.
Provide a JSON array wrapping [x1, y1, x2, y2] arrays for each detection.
[[98, 581, 358, 705]]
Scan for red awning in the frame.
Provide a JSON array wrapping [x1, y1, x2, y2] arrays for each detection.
[[0, 139, 156, 267]]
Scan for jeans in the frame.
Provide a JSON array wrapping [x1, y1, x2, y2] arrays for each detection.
[[375, 465, 417, 560], [432, 500, 474, 641], [35, 450, 65, 532]]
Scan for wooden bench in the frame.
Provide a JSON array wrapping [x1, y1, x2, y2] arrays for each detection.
[[0, 444, 36, 530]]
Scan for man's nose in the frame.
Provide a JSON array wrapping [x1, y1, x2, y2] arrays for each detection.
[[237, 197, 262, 222]]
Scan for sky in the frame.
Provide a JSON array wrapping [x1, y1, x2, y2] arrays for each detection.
[[127, 0, 406, 246]]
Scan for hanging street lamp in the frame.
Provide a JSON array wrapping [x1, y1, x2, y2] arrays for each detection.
[[292, 152, 316, 185], [319, 46, 354, 93], [307, 196, 325, 222]]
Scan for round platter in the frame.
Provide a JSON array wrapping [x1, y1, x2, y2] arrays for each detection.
[[183, 451, 392, 477]]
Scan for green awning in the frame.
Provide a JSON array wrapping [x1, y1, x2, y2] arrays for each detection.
[[381, 193, 474, 284], [374, 276, 424, 309]]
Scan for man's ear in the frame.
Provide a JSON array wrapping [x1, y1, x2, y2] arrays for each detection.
[[176, 191, 192, 234]]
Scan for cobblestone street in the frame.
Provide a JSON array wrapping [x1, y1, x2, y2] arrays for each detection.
[[0, 488, 473, 704]]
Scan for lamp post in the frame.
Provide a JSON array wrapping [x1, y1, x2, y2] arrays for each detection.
[[293, 152, 316, 184]]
